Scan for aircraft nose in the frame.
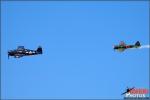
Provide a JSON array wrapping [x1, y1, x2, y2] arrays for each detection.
[[113, 46, 117, 49], [8, 51, 13, 55]]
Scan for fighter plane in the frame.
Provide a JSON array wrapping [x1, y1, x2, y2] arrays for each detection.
[[121, 87, 135, 95], [8, 46, 42, 58], [114, 41, 141, 52]]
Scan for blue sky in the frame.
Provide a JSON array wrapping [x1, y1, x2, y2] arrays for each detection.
[[1, 1, 149, 99]]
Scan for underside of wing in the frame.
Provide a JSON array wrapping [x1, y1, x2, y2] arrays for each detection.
[[14, 54, 24, 58], [117, 48, 125, 52]]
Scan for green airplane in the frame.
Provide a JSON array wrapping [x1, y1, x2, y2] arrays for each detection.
[[114, 41, 141, 52]]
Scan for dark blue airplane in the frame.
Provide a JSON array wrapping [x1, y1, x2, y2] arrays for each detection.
[[8, 46, 42, 58]]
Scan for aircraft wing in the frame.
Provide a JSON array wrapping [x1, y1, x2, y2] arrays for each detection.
[[121, 91, 128, 95], [14, 54, 24, 58], [117, 48, 125, 52]]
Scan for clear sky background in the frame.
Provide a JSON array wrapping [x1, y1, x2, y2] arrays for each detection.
[[1, 1, 149, 99]]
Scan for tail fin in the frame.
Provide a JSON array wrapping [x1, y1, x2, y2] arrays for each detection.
[[135, 41, 141, 47], [37, 46, 42, 54]]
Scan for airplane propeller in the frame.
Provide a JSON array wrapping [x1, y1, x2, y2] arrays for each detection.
[[8, 54, 9, 59]]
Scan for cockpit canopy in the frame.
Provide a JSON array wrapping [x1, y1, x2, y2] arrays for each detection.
[[17, 46, 25, 50]]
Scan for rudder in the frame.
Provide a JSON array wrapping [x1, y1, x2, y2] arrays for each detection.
[[135, 41, 141, 46], [37, 46, 42, 54]]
